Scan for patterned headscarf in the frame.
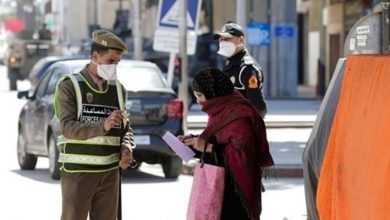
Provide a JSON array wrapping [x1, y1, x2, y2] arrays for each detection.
[[192, 67, 234, 100]]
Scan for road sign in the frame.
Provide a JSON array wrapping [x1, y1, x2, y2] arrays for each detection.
[[275, 25, 295, 38], [153, 0, 202, 55], [247, 22, 270, 47], [153, 28, 197, 54], [156, 0, 202, 31]]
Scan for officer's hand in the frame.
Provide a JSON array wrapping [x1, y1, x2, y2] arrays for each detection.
[[104, 110, 123, 131], [119, 148, 133, 170]]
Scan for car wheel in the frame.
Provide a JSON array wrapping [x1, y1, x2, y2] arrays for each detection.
[[131, 160, 142, 169], [48, 133, 60, 180], [17, 128, 37, 170], [162, 156, 182, 179]]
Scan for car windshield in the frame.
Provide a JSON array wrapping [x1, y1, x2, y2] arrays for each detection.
[[68, 62, 87, 73], [30, 58, 48, 76], [116, 66, 167, 91], [63, 61, 167, 91]]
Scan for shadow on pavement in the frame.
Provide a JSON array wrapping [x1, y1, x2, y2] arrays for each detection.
[[263, 178, 304, 191], [11, 168, 58, 184], [121, 169, 178, 184], [11, 167, 179, 184], [269, 141, 306, 165]]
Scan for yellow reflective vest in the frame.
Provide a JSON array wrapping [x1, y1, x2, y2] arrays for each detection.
[[55, 73, 127, 173]]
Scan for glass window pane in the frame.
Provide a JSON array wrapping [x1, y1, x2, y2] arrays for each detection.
[[116, 66, 167, 90]]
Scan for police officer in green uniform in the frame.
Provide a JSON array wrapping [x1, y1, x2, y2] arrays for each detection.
[[54, 30, 135, 220], [213, 23, 267, 118]]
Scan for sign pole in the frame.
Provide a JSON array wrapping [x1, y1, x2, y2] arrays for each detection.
[[179, 0, 188, 134], [236, 0, 247, 33], [152, 0, 202, 133], [133, 0, 143, 60], [167, 52, 176, 88]]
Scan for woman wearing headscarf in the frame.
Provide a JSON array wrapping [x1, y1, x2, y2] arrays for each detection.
[[180, 68, 274, 220]]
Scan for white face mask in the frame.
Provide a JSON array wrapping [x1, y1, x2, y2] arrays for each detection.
[[217, 41, 237, 58], [93, 61, 117, 80]]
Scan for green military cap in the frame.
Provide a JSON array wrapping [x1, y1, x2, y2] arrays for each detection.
[[92, 30, 128, 53]]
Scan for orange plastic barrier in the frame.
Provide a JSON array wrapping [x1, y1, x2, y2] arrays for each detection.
[[317, 55, 390, 220]]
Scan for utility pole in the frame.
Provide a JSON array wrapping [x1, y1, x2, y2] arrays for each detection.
[[236, 0, 246, 33], [94, 0, 98, 25], [119, 0, 123, 10], [251, 0, 271, 97], [179, 0, 188, 134], [317, 0, 326, 96], [133, 0, 143, 60], [267, 0, 271, 96], [207, 0, 214, 34], [270, 0, 297, 97]]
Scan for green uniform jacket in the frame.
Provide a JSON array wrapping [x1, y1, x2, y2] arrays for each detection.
[[55, 65, 135, 153]]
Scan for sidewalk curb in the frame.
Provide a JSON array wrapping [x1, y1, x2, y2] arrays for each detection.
[[188, 116, 316, 129], [182, 163, 303, 178], [274, 164, 303, 178], [188, 121, 314, 129]]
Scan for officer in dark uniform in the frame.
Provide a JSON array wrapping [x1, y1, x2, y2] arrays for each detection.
[[213, 23, 267, 118]]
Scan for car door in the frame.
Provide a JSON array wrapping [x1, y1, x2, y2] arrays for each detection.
[[23, 69, 51, 151], [27, 67, 64, 152]]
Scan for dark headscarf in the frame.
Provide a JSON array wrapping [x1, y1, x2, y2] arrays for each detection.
[[192, 67, 234, 100]]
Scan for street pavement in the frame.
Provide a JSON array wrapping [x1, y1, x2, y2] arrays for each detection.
[[188, 98, 321, 129]]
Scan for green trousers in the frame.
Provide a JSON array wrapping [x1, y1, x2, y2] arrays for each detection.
[[60, 169, 119, 220]]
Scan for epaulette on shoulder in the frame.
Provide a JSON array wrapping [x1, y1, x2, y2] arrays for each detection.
[[59, 73, 81, 83], [59, 74, 70, 82], [243, 56, 254, 65]]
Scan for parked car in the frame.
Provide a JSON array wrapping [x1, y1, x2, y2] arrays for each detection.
[[17, 59, 184, 179], [28, 55, 89, 88], [77, 37, 170, 73]]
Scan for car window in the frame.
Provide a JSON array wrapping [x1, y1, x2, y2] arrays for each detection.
[[116, 66, 167, 90], [29, 58, 47, 79], [35, 69, 52, 98], [46, 68, 65, 95]]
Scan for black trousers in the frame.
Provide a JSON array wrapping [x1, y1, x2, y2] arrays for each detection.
[[220, 174, 250, 220]]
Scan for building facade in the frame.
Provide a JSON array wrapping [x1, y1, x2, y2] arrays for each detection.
[[40, 0, 386, 97], [308, 0, 383, 95]]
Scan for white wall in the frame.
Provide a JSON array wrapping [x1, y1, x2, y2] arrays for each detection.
[[69, 0, 89, 43], [98, 0, 132, 30], [297, 0, 310, 13], [52, 0, 89, 44], [52, 0, 134, 45], [308, 31, 320, 86], [52, 0, 64, 43]]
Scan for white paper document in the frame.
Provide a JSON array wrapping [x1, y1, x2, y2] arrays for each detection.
[[162, 131, 195, 162]]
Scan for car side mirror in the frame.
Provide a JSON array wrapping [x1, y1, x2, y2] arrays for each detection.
[[17, 90, 33, 100]]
